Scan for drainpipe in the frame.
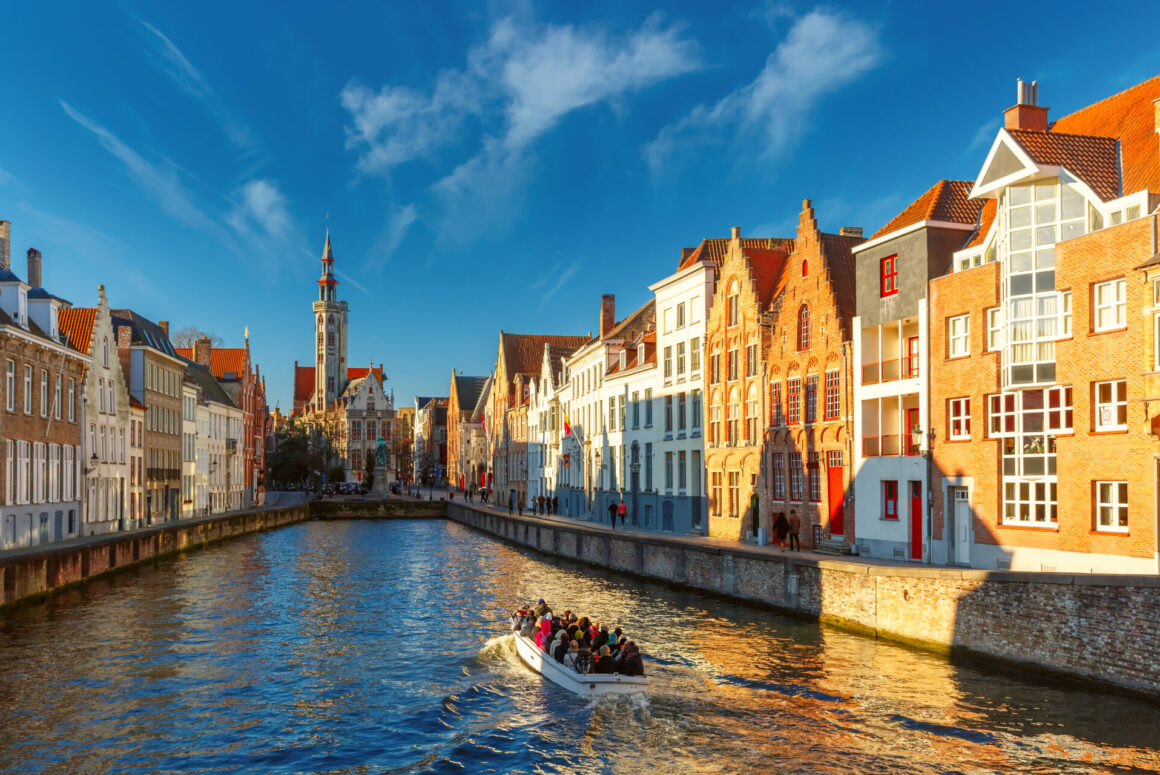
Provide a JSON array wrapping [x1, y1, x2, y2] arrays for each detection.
[[843, 338, 854, 549]]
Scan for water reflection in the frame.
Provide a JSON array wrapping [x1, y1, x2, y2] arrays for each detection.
[[0, 519, 1157, 774]]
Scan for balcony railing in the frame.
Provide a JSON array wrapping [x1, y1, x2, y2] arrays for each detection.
[[862, 434, 921, 457], [862, 356, 920, 385]]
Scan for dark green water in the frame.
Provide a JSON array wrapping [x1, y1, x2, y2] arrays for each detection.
[[0, 519, 1157, 774]]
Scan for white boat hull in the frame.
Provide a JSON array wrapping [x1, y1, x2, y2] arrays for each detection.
[[510, 626, 649, 697]]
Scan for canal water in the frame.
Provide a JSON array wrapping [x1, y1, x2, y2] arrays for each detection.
[[1, 519, 1158, 774]]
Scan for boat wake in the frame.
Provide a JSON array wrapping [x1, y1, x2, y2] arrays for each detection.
[[475, 633, 521, 667]]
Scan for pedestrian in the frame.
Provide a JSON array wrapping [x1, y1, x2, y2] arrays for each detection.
[[508, 493, 514, 515], [788, 509, 801, 551], [518, 495, 524, 516], [538, 495, 545, 514], [607, 500, 617, 529], [552, 496, 558, 515], [617, 499, 627, 526], [773, 511, 790, 552]]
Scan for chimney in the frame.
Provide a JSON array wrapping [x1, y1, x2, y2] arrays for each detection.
[[194, 336, 212, 367], [1004, 78, 1049, 132], [117, 325, 132, 348], [26, 248, 41, 288], [600, 294, 616, 339], [0, 220, 9, 271], [731, 226, 741, 240], [839, 227, 863, 238], [159, 320, 169, 338]]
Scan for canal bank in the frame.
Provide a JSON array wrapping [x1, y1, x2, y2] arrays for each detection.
[[447, 502, 1160, 702]]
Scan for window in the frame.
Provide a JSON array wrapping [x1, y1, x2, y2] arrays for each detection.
[[745, 385, 758, 442], [645, 443, 653, 490], [665, 395, 673, 433], [987, 308, 1001, 351], [54, 375, 61, 420], [1094, 380, 1127, 431], [746, 343, 758, 377], [727, 471, 740, 517], [948, 314, 969, 357], [709, 353, 720, 383], [678, 392, 687, 430], [727, 349, 738, 381], [692, 390, 702, 429], [632, 392, 640, 428], [99, 378, 106, 413], [804, 375, 818, 424], [1095, 481, 1128, 532], [663, 347, 673, 380], [5, 360, 12, 412], [801, 259, 808, 277], [949, 398, 970, 440], [824, 370, 840, 420], [770, 382, 783, 427], [678, 451, 687, 491], [883, 480, 898, 519], [727, 399, 738, 445], [710, 402, 722, 446], [710, 471, 721, 516], [68, 379, 75, 422], [1093, 279, 1126, 331], [797, 306, 810, 350], [789, 453, 803, 501], [881, 255, 899, 296], [690, 338, 700, 374], [676, 342, 686, 376], [23, 366, 31, 414], [808, 452, 820, 502], [771, 453, 785, 500], [786, 378, 801, 425], [676, 303, 685, 329], [727, 282, 739, 327], [664, 452, 673, 490]]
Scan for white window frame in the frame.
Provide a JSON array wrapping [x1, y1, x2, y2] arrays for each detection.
[[1093, 278, 1126, 332], [1094, 379, 1127, 432], [949, 398, 971, 440], [23, 365, 32, 414], [986, 308, 1001, 351], [1095, 480, 1128, 533], [948, 314, 970, 358]]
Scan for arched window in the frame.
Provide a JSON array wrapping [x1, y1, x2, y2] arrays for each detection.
[[727, 280, 739, 327], [797, 305, 810, 350], [727, 387, 740, 445], [102, 338, 109, 368], [802, 259, 809, 277], [746, 383, 759, 442], [710, 390, 722, 445]]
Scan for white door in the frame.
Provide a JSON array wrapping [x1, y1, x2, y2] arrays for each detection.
[[953, 487, 971, 565]]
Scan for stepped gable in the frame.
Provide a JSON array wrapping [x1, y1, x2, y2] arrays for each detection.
[[1049, 73, 1160, 196], [1008, 128, 1121, 201], [57, 307, 97, 353], [872, 180, 982, 239], [678, 237, 789, 271]]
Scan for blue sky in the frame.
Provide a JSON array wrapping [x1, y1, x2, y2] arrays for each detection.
[[1, 2, 1158, 409]]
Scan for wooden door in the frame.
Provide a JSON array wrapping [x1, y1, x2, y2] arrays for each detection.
[[909, 480, 922, 560]]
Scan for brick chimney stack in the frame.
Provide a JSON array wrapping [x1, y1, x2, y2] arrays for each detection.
[[600, 294, 615, 339], [26, 248, 41, 288], [1004, 78, 1049, 132], [194, 336, 212, 367], [0, 220, 10, 271], [839, 227, 863, 238], [159, 320, 170, 338], [117, 325, 132, 348]]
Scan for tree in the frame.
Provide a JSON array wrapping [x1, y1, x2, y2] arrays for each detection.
[[172, 326, 225, 348], [393, 434, 412, 482], [267, 419, 324, 488]]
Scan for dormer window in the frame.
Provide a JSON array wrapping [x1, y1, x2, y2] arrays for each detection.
[[619, 350, 627, 370], [637, 344, 645, 363]]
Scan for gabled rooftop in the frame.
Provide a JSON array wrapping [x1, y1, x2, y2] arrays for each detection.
[[871, 180, 983, 239]]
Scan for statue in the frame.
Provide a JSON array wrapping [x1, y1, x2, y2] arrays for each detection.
[[375, 437, 387, 467]]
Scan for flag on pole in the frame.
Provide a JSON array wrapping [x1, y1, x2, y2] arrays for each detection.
[[562, 410, 579, 445]]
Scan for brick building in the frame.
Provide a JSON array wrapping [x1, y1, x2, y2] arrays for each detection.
[[447, 372, 489, 490], [0, 239, 87, 548], [929, 76, 1160, 573]]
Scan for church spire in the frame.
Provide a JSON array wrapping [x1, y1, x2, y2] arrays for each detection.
[[318, 228, 339, 302]]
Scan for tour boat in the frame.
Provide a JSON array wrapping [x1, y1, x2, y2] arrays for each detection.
[[508, 615, 649, 696]]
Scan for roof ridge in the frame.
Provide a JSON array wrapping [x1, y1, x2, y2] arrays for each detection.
[[1052, 73, 1160, 125]]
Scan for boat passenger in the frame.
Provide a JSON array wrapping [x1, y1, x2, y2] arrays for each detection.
[[574, 644, 593, 675], [592, 646, 615, 674], [563, 641, 580, 671], [552, 632, 571, 663], [620, 642, 645, 677], [533, 599, 552, 618], [536, 618, 552, 651], [592, 625, 610, 652]]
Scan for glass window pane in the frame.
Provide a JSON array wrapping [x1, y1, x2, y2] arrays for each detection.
[[1011, 229, 1033, 251], [1035, 181, 1056, 201], [1010, 185, 1032, 205], [1061, 185, 1084, 219], [1036, 248, 1055, 268], [1035, 203, 1056, 223], [1011, 252, 1033, 272], [1010, 206, 1032, 228], [1036, 225, 1057, 246]]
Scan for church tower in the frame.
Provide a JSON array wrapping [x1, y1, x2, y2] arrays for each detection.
[[312, 229, 349, 406]]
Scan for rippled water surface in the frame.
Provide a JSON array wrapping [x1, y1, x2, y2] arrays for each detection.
[[1, 519, 1159, 774]]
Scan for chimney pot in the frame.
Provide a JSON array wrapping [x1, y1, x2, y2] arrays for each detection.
[[731, 226, 741, 240], [0, 220, 9, 271], [600, 294, 616, 339], [839, 226, 863, 238], [1004, 78, 1049, 131], [26, 248, 41, 288], [159, 320, 170, 337]]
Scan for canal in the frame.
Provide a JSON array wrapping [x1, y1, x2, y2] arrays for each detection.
[[1, 519, 1157, 773]]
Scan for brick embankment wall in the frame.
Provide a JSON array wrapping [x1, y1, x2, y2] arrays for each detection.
[[311, 498, 448, 520], [0, 505, 311, 611], [447, 503, 1160, 701]]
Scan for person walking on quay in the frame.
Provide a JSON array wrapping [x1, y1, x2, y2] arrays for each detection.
[[518, 495, 525, 516], [772, 512, 790, 553], [617, 499, 627, 527], [537, 495, 544, 514], [509, 492, 514, 515], [788, 509, 801, 551], [552, 495, 558, 515], [607, 500, 617, 530]]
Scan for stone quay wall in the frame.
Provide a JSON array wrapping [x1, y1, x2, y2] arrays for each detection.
[[447, 503, 1160, 701], [0, 504, 311, 611]]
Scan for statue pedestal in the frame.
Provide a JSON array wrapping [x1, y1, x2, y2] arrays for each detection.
[[370, 465, 389, 496]]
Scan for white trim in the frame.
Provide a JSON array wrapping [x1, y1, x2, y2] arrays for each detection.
[[851, 220, 975, 254], [969, 129, 1043, 200]]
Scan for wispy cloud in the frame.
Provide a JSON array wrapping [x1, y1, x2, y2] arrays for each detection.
[[0, 167, 15, 187], [336, 268, 373, 297], [225, 178, 305, 270], [342, 14, 702, 244], [969, 117, 1001, 150], [537, 259, 581, 309], [644, 8, 881, 175], [368, 203, 418, 268], [61, 100, 215, 230], [137, 18, 254, 151]]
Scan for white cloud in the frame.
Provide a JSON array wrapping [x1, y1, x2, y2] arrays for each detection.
[[537, 259, 582, 309], [645, 8, 881, 174], [137, 18, 255, 150], [0, 167, 15, 187], [369, 203, 418, 267], [970, 117, 1001, 150], [226, 179, 304, 268], [61, 100, 214, 230]]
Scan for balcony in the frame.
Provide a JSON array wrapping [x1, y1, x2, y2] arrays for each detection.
[[862, 356, 919, 385], [862, 435, 921, 457]]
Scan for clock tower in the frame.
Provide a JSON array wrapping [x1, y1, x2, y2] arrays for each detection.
[[312, 229, 348, 406]]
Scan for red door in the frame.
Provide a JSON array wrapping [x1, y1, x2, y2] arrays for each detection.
[[909, 481, 922, 560], [827, 467, 845, 537]]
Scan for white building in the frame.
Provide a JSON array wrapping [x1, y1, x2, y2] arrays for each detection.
[[342, 368, 394, 484], [181, 380, 197, 518]]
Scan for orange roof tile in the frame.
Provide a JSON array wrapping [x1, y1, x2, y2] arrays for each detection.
[[58, 307, 98, 354], [744, 247, 792, 308], [174, 347, 248, 380], [1049, 73, 1160, 196], [965, 199, 998, 249], [1008, 128, 1121, 201], [292, 365, 382, 406], [872, 180, 982, 239], [678, 237, 789, 271], [501, 333, 588, 383]]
